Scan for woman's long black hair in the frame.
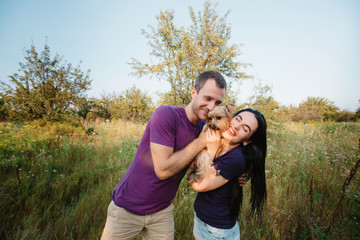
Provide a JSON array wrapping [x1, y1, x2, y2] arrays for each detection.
[[229, 108, 267, 220]]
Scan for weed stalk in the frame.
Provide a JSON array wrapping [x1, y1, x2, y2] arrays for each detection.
[[326, 137, 360, 234]]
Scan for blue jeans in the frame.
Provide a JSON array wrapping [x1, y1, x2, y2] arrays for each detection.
[[193, 213, 240, 240]]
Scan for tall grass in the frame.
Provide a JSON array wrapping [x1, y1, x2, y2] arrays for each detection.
[[245, 121, 360, 239], [0, 120, 143, 239], [0, 120, 359, 239]]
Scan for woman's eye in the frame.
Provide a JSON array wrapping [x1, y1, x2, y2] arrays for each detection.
[[217, 116, 221, 120], [243, 127, 248, 133]]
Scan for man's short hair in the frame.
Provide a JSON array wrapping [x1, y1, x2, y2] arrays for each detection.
[[194, 70, 227, 93]]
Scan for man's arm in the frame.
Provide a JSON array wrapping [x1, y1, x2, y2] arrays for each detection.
[[151, 132, 206, 180]]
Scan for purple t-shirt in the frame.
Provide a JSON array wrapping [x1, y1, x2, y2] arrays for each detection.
[[111, 106, 204, 215], [194, 147, 246, 229]]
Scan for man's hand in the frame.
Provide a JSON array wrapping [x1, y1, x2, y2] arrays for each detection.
[[238, 172, 250, 187], [197, 128, 207, 149]]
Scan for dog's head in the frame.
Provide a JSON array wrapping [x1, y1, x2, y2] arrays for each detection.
[[206, 101, 235, 132]]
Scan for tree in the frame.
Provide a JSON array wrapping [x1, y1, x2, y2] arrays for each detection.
[[0, 92, 9, 121], [337, 110, 357, 122], [293, 96, 339, 121], [76, 97, 97, 120], [88, 94, 113, 121], [241, 80, 280, 120], [129, 1, 251, 106], [1, 42, 92, 121], [109, 86, 154, 123]]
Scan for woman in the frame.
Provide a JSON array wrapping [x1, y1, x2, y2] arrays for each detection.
[[192, 108, 267, 240]]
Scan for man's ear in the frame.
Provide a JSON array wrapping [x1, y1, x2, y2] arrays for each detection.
[[191, 87, 197, 98]]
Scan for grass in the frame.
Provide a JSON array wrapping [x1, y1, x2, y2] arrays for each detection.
[[0, 120, 359, 239]]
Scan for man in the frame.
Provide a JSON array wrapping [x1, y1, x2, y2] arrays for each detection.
[[101, 70, 226, 240]]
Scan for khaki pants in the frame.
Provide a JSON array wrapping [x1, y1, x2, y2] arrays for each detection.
[[101, 201, 175, 240]]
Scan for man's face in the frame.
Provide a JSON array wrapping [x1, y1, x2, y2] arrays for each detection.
[[191, 79, 226, 121]]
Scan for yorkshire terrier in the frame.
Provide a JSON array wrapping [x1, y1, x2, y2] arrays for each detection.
[[187, 101, 235, 183]]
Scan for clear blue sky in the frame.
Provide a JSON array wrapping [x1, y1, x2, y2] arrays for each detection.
[[1, 0, 359, 111]]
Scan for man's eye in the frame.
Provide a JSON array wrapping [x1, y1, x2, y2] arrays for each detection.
[[216, 117, 221, 120]]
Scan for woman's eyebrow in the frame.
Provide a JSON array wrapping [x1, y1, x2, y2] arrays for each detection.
[[246, 124, 252, 133], [239, 115, 252, 132]]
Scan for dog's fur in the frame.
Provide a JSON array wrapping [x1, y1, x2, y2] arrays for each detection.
[[187, 101, 235, 183]]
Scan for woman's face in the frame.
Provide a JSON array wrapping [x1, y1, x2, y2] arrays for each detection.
[[222, 111, 259, 145]]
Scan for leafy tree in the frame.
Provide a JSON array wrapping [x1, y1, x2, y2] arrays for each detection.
[[293, 96, 339, 121], [76, 97, 96, 120], [83, 87, 153, 123], [110, 86, 154, 123], [337, 110, 357, 122], [1, 42, 91, 121], [129, 1, 251, 106], [244, 81, 280, 117], [0, 93, 9, 121], [92, 94, 112, 121]]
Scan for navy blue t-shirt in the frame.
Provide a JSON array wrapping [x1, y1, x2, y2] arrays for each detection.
[[194, 147, 246, 229]]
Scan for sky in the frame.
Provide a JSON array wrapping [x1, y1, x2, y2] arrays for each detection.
[[0, 0, 359, 111]]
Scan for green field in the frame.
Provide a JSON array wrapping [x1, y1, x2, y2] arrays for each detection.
[[0, 119, 359, 239]]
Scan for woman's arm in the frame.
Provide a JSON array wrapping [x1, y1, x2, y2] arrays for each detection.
[[192, 129, 227, 192], [192, 174, 229, 192]]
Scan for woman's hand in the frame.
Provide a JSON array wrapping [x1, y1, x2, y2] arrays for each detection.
[[206, 130, 221, 159], [238, 172, 250, 187]]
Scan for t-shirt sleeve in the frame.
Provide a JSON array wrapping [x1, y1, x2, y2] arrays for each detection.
[[149, 106, 176, 148], [217, 150, 246, 180]]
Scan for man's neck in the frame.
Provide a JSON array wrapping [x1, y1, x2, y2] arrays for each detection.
[[185, 104, 200, 125]]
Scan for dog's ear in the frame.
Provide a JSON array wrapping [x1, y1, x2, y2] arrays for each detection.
[[225, 100, 235, 116]]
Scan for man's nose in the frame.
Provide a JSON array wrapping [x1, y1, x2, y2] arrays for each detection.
[[208, 102, 216, 111]]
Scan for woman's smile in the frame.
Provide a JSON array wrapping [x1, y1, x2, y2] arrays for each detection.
[[227, 126, 236, 136]]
